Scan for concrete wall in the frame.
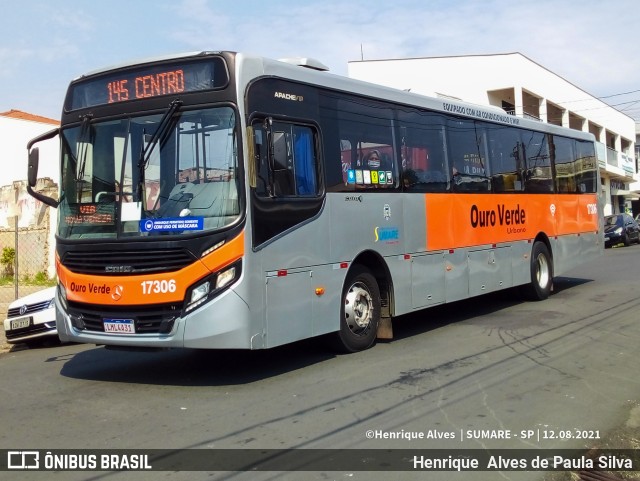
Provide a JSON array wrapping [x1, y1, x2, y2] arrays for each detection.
[[0, 179, 57, 279], [0, 115, 60, 288], [0, 116, 59, 188]]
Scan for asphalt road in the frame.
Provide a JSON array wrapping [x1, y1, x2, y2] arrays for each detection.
[[1, 245, 639, 481]]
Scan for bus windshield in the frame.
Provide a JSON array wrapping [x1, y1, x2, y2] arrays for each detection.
[[58, 106, 240, 240]]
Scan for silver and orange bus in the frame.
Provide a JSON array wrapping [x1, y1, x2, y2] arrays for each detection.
[[27, 51, 602, 352]]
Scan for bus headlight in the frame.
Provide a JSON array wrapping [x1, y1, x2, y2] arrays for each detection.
[[190, 281, 211, 305], [184, 260, 241, 313], [216, 266, 236, 290], [185, 279, 212, 313]]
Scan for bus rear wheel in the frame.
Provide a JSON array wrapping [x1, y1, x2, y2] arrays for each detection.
[[333, 266, 380, 353], [522, 241, 553, 301]]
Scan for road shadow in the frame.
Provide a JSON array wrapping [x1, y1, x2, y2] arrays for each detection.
[[384, 275, 593, 342], [551, 275, 593, 294], [57, 336, 336, 386], [55, 275, 593, 387]]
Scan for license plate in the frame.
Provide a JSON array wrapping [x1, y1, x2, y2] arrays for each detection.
[[10, 317, 31, 330], [103, 319, 135, 334]]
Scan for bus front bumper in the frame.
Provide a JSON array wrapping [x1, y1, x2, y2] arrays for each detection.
[[55, 288, 262, 349]]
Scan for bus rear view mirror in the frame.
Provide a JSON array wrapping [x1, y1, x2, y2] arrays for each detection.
[[26, 127, 60, 208]]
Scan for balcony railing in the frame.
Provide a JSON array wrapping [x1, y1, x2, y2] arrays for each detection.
[[602, 145, 637, 176], [606, 147, 618, 168], [502, 109, 541, 121]]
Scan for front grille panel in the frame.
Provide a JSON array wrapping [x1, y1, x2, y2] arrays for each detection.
[[8, 300, 52, 318], [62, 248, 196, 275], [67, 301, 182, 335]]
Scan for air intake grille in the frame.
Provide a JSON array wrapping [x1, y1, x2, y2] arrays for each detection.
[[62, 248, 196, 275], [67, 301, 181, 335]]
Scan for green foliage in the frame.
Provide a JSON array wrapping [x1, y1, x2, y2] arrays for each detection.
[[0, 248, 55, 286], [34, 271, 49, 284], [1, 247, 15, 277], [18, 271, 56, 286], [1, 247, 15, 266]]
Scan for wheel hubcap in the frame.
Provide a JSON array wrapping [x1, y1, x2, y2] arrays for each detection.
[[344, 282, 373, 334], [535, 253, 550, 288]]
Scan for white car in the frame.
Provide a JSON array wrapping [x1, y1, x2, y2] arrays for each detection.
[[3, 286, 57, 345]]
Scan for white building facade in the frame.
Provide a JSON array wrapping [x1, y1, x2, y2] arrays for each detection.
[[348, 53, 637, 216], [0, 110, 59, 279]]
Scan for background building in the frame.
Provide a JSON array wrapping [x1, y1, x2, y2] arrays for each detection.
[[348, 52, 637, 216], [0, 110, 59, 286]]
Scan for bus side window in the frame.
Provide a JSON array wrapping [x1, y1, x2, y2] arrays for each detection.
[[254, 121, 319, 198], [523, 132, 554, 193], [574, 140, 597, 193], [292, 126, 317, 196], [447, 118, 490, 192], [397, 110, 448, 193], [326, 94, 396, 190], [252, 127, 269, 196], [272, 130, 295, 196], [357, 145, 395, 187], [340, 139, 353, 183], [487, 125, 524, 192], [552, 135, 578, 193]]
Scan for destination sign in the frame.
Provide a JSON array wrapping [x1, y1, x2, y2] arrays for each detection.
[[66, 57, 228, 110]]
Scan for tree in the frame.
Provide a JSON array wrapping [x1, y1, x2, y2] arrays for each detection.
[[1, 247, 16, 277]]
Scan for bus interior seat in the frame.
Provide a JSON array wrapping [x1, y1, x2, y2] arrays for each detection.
[[185, 182, 239, 218], [154, 181, 239, 228], [156, 182, 194, 218], [419, 170, 448, 191]]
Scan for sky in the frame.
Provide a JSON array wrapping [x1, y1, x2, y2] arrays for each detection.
[[2, 0, 640, 122]]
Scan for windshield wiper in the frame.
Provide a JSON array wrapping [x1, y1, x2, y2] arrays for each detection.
[[137, 99, 182, 202], [75, 114, 93, 182]]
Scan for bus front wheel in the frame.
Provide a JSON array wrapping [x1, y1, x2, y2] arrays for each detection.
[[522, 241, 553, 301], [334, 266, 380, 353]]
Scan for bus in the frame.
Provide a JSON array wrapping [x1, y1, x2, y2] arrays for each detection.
[[26, 51, 602, 353]]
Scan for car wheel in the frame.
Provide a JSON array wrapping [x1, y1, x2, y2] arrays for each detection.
[[332, 266, 380, 353], [623, 232, 630, 246]]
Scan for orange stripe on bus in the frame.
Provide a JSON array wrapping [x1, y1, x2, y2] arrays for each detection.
[[199, 230, 245, 273], [424, 193, 599, 251], [57, 230, 245, 306]]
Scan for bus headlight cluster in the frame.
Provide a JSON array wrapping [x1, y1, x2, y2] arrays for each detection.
[[184, 260, 241, 313], [190, 281, 211, 306], [216, 266, 236, 290]]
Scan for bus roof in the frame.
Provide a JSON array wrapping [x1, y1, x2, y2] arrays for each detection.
[[72, 50, 595, 143], [72, 51, 218, 80], [247, 52, 596, 142]]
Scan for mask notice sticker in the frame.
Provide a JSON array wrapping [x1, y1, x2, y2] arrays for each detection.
[[140, 217, 204, 232]]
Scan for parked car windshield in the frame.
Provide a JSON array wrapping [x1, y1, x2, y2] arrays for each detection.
[[604, 215, 624, 227]]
